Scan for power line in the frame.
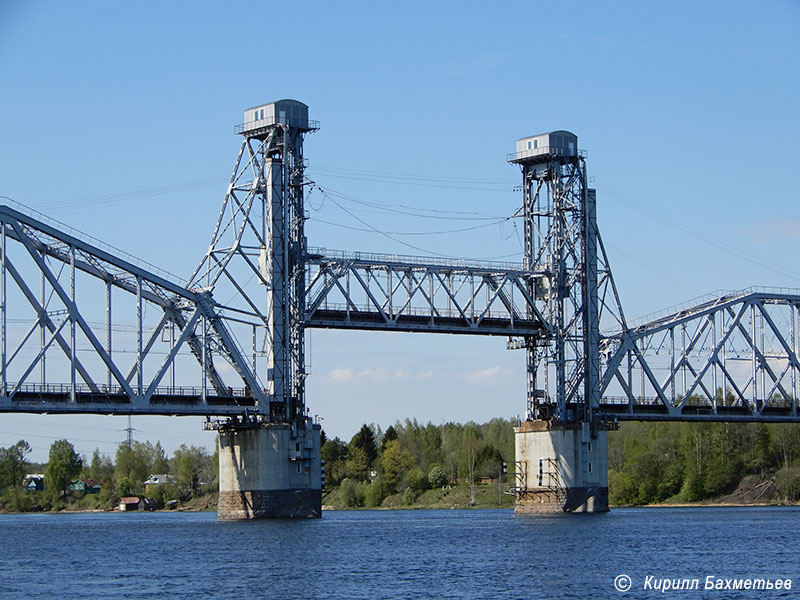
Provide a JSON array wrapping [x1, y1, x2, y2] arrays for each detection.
[[314, 186, 525, 262], [319, 190, 453, 257], [310, 216, 511, 236], [0, 429, 120, 445], [35, 179, 224, 213], [312, 184, 510, 221], [312, 164, 515, 185], [309, 165, 517, 192], [604, 241, 700, 296], [597, 183, 800, 283]]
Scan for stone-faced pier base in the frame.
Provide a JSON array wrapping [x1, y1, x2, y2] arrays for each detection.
[[217, 421, 321, 519], [514, 420, 609, 514]]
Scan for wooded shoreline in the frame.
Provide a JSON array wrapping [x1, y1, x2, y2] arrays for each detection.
[[3, 419, 800, 513]]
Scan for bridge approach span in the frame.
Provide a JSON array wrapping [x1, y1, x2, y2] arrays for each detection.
[[598, 288, 800, 422], [0, 201, 268, 416]]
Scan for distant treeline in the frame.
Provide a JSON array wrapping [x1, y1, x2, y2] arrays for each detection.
[[608, 422, 800, 505], [5, 418, 799, 513], [321, 418, 516, 507], [0, 438, 216, 512], [324, 418, 800, 508]]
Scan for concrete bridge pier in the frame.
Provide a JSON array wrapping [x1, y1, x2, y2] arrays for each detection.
[[217, 419, 322, 519], [514, 420, 609, 513]]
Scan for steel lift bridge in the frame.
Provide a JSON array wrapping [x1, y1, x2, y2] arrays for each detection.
[[2, 100, 800, 514]]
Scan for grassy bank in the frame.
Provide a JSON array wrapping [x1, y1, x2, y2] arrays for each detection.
[[0, 489, 218, 514], [323, 481, 515, 510]]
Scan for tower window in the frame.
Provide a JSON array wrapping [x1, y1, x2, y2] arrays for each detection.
[[588, 462, 593, 473]]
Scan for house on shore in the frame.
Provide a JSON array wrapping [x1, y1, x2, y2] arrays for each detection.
[[118, 497, 140, 511], [24, 474, 44, 491], [118, 496, 158, 512], [144, 474, 176, 494], [68, 479, 101, 494]]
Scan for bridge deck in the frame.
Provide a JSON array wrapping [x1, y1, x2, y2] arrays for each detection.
[[597, 398, 800, 422], [1, 384, 257, 415], [306, 308, 544, 336]]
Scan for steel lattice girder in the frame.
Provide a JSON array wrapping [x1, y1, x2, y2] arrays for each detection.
[[188, 123, 312, 421], [598, 289, 800, 422], [512, 153, 598, 423], [303, 249, 549, 337], [0, 204, 267, 415]]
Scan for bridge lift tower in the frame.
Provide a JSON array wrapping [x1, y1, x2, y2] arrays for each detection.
[[194, 100, 322, 519], [508, 132, 617, 513]]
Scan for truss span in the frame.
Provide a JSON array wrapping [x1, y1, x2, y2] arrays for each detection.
[[0, 201, 268, 416], [304, 248, 548, 337], [598, 288, 800, 422]]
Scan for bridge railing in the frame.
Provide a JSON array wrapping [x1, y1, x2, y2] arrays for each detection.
[[3, 382, 253, 398], [307, 246, 529, 273], [619, 286, 800, 333], [0, 198, 187, 287]]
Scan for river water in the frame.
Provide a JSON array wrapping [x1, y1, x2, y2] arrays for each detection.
[[0, 507, 796, 599]]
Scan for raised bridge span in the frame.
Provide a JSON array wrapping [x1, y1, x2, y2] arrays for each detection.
[[2, 100, 797, 516]]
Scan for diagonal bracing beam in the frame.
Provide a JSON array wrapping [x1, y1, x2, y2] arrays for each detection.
[[599, 290, 800, 421]]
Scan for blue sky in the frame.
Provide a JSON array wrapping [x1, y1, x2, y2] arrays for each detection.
[[1, 1, 799, 461]]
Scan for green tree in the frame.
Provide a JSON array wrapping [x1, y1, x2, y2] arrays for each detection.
[[171, 445, 212, 498], [459, 424, 482, 504], [404, 467, 428, 494], [428, 465, 448, 489], [150, 482, 179, 508], [88, 449, 114, 483], [116, 475, 134, 497], [364, 478, 385, 507], [608, 469, 638, 505], [338, 478, 359, 507], [769, 424, 800, 470], [151, 441, 170, 474], [345, 446, 370, 482], [381, 440, 414, 493], [0, 440, 31, 490], [751, 424, 773, 478], [350, 424, 378, 466], [381, 426, 398, 452], [321, 437, 348, 486], [44, 440, 82, 497], [115, 441, 159, 490], [441, 423, 464, 484], [402, 486, 419, 505]]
